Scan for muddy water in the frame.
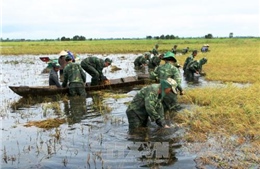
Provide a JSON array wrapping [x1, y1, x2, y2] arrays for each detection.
[[0, 54, 217, 169]]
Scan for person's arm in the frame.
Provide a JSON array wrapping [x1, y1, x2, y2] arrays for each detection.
[[144, 92, 167, 127], [62, 66, 69, 87], [50, 72, 61, 88], [172, 67, 184, 95], [78, 65, 86, 83]]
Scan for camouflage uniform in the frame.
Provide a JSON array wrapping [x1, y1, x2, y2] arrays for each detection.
[[185, 58, 207, 81], [62, 62, 86, 97], [183, 50, 197, 75], [134, 55, 148, 69], [148, 55, 161, 70], [126, 84, 166, 130], [151, 44, 159, 56], [172, 45, 178, 55], [151, 62, 183, 111], [81, 57, 107, 86]]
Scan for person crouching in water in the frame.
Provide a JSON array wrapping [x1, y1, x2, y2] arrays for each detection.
[[185, 57, 208, 82], [80, 57, 112, 86], [126, 78, 178, 132], [62, 55, 87, 97], [49, 62, 61, 88]]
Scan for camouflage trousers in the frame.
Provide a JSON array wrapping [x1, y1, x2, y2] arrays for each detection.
[[81, 63, 100, 86], [126, 107, 149, 130], [68, 82, 86, 97]]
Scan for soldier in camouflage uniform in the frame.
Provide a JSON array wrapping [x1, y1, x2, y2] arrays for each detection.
[[148, 53, 164, 70], [62, 55, 87, 97], [151, 44, 159, 57], [81, 57, 112, 86], [134, 52, 151, 69], [172, 45, 178, 55], [183, 50, 198, 75], [150, 51, 184, 111], [126, 78, 177, 130], [185, 57, 208, 81]]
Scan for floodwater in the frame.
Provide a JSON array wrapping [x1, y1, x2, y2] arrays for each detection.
[[0, 54, 234, 169]]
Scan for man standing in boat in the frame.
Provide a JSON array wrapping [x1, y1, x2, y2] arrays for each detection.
[[80, 56, 112, 86], [62, 55, 87, 97], [49, 62, 61, 88]]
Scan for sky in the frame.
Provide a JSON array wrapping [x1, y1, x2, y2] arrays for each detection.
[[1, 0, 259, 40]]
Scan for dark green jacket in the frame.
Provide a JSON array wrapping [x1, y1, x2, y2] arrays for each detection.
[[81, 57, 106, 77], [183, 55, 195, 70], [134, 55, 147, 67], [62, 62, 86, 87], [151, 48, 159, 56], [148, 56, 161, 69], [150, 62, 183, 92], [127, 84, 165, 122]]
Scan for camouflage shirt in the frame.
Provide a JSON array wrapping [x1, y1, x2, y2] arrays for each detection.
[[81, 57, 106, 77], [183, 55, 195, 70], [134, 55, 147, 67], [150, 62, 183, 92], [128, 84, 165, 121], [62, 62, 86, 87], [186, 60, 201, 73], [151, 48, 159, 56], [148, 56, 161, 69]]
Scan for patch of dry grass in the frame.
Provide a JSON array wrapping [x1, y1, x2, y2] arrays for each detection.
[[176, 83, 260, 144], [24, 118, 66, 129]]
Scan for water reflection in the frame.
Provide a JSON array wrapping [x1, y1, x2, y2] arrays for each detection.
[[63, 96, 87, 125]]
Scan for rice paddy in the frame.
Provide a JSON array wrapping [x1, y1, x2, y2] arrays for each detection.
[[1, 38, 260, 168]]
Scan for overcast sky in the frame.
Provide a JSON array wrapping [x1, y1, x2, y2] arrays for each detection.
[[1, 0, 259, 40]]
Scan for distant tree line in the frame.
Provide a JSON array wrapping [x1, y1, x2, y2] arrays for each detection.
[[1, 33, 258, 42], [146, 35, 179, 39]]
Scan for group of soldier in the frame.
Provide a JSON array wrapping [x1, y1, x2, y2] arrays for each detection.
[[49, 50, 112, 97], [130, 44, 208, 131], [49, 45, 208, 131]]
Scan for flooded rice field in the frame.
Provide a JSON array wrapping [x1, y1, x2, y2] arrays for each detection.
[[0, 54, 252, 169]]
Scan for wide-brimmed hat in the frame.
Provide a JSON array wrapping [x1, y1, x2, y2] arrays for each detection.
[[199, 57, 208, 65], [59, 50, 68, 56], [144, 52, 151, 57], [162, 51, 177, 62], [160, 78, 177, 97]]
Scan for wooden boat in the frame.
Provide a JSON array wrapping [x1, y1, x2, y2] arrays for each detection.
[[9, 75, 151, 97]]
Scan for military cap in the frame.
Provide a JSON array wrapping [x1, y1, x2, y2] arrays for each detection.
[[105, 58, 112, 64]]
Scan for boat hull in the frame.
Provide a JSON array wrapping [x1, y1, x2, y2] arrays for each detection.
[[9, 76, 150, 97]]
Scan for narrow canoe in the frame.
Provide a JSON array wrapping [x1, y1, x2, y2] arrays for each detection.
[[9, 75, 151, 97]]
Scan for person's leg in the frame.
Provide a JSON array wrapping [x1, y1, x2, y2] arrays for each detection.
[[81, 63, 100, 86], [126, 108, 148, 130], [73, 83, 87, 97]]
